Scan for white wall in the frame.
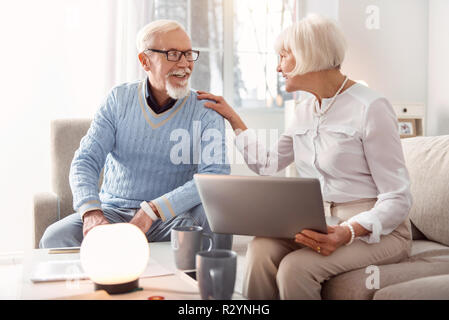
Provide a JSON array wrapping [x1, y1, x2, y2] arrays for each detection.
[[235, 0, 432, 176], [298, 0, 429, 103], [427, 0, 449, 136], [300, 0, 339, 19], [338, 0, 428, 104], [0, 1, 113, 253]]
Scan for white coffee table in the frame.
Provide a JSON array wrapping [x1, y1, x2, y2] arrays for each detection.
[[19, 242, 244, 300]]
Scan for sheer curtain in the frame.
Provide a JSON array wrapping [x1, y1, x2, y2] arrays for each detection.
[[106, 0, 153, 88], [0, 0, 152, 253]]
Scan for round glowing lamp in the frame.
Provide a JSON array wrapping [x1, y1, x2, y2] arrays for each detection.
[[80, 223, 149, 294]]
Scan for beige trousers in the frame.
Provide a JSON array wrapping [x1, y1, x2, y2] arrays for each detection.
[[242, 199, 412, 300]]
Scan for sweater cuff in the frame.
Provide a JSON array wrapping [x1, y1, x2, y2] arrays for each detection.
[[78, 200, 102, 221], [152, 196, 176, 222]]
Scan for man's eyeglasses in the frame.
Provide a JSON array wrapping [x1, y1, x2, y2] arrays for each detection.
[[144, 48, 200, 62]]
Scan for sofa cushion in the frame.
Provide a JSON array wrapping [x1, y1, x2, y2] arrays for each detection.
[[401, 136, 449, 246], [51, 119, 103, 219], [373, 274, 449, 300], [410, 220, 427, 240], [410, 239, 449, 257], [321, 240, 449, 300]]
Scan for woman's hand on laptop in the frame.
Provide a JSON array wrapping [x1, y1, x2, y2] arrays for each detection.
[[294, 225, 352, 256]]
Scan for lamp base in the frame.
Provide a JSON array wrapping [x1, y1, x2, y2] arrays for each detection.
[[94, 279, 139, 294]]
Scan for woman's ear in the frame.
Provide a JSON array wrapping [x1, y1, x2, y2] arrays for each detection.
[[138, 52, 150, 71]]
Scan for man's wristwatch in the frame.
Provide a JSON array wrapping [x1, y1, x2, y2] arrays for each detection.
[[140, 201, 159, 221]]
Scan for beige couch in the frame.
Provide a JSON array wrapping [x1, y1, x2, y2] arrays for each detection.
[[34, 119, 449, 299], [321, 135, 449, 299]]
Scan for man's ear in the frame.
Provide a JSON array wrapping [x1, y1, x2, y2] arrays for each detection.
[[138, 52, 150, 71]]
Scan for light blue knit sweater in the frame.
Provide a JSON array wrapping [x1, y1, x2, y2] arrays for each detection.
[[69, 79, 230, 222]]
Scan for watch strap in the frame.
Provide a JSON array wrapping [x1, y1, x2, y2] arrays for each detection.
[[140, 201, 159, 221]]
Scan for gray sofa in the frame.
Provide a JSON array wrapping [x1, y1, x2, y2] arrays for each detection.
[[34, 119, 449, 299]]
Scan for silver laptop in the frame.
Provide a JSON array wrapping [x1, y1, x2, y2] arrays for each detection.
[[194, 174, 328, 238]]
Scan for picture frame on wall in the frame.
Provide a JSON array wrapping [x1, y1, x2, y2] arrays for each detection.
[[398, 118, 417, 138]]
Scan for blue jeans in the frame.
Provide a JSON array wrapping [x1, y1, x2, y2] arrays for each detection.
[[39, 204, 232, 249]]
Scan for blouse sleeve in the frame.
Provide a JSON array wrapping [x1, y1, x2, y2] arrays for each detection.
[[347, 98, 413, 243], [234, 128, 295, 176]]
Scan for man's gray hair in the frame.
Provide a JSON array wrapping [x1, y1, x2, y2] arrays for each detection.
[[274, 14, 347, 76], [136, 20, 186, 53]]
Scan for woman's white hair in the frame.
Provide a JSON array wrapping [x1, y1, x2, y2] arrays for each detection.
[[136, 20, 186, 53], [274, 14, 347, 76]]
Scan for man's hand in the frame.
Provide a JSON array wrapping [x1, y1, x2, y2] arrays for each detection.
[[82, 210, 110, 237], [130, 208, 154, 235]]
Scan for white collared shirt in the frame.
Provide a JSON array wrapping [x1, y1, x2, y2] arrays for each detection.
[[234, 83, 412, 243]]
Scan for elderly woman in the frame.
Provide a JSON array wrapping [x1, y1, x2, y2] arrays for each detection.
[[197, 14, 412, 300]]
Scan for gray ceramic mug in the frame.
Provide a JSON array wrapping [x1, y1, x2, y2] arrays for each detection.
[[211, 233, 233, 250], [171, 226, 213, 271], [196, 249, 237, 300]]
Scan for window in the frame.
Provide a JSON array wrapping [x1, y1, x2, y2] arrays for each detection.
[[233, 0, 297, 108], [152, 0, 298, 109], [0, 0, 299, 253], [152, 0, 224, 96]]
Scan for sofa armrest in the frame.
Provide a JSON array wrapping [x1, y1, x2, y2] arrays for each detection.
[[33, 192, 59, 248], [373, 274, 449, 300]]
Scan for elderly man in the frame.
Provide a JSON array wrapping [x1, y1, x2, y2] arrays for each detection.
[[39, 20, 230, 248]]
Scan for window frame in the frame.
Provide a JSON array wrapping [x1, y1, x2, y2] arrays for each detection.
[[185, 0, 301, 110]]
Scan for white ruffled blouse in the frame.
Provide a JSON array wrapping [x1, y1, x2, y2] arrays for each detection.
[[234, 83, 412, 243]]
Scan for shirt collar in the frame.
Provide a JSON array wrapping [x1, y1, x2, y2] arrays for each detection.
[[145, 78, 177, 113]]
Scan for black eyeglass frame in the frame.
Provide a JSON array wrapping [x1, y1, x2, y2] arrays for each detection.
[[144, 48, 200, 62]]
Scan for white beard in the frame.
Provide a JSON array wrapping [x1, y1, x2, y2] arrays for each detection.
[[166, 78, 190, 100]]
